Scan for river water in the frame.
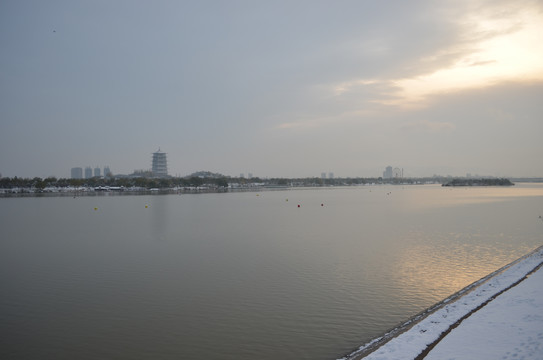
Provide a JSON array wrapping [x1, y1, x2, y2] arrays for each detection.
[[1, 184, 542, 359]]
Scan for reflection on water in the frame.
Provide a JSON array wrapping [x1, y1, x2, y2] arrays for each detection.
[[149, 195, 168, 241], [392, 230, 536, 305], [392, 183, 543, 211], [0, 184, 542, 360]]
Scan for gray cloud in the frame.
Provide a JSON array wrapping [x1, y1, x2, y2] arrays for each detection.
[[1, 0, 542, 178]]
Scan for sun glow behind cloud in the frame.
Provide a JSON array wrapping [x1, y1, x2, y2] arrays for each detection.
[[280, 3, 543, 131], [390, 7, 543, 106]]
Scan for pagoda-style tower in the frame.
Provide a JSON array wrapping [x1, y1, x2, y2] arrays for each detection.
[[151, 148, 168, 177]]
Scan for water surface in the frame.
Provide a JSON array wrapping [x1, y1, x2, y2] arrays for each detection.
[[1, 184, 542, 359]]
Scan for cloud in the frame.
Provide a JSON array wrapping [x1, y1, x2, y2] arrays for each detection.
[[1, 0, 542, 178], [467, 60, 497, 67], [324, 1, 543, 110], [483, 107, 515, 124], [393, 3, 543, 104], [275, 109, 380, 131], [401, 119, 456, 133], [332, 80, 380, 97]]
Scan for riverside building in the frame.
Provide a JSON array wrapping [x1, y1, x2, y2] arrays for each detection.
[[71, 167, 83, 179], [85, 167, 93, 179]]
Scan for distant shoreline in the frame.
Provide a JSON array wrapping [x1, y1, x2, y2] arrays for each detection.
[[442, 178, 514, 187], [2, 180, 541, 198], [0, 186, 309, 198]]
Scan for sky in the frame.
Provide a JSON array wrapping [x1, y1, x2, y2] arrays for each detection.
[[1, 0, 542, 179]]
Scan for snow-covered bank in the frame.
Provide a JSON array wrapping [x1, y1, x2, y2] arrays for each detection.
[[425, 262, 543, 359], [340, 245, 543, 360]]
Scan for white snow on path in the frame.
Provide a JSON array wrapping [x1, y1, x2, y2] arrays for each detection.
[[425, 264, 543, 360], [341, 245, 543, 360]]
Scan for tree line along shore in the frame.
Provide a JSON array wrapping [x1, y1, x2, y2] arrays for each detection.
[[441, 178, 514, 186], [0, 173, 518, 195]]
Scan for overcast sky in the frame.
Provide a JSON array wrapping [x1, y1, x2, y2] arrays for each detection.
[[1, 0, 542, 179]]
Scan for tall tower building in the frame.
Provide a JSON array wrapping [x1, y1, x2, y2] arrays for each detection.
[[104, 166, 111, 177], [94, 167, 101, 177], [152, 148, 168, 177]]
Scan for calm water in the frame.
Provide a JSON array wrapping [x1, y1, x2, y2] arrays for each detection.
[[1, 184, 542, 359]]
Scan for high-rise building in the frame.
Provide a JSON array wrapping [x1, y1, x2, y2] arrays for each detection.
[[321, 172, 326, 179], [383, 166, 393, 179], [328, 172, 334, 179], [85, 167, 93, 179], [71, 167, 83, 179], [94, 167, 101, 177], [104, 166, 111, 177], [151, 149, 168, 177]]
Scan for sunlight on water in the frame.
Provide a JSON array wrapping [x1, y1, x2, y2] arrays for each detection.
[[392, 231, 535, 304], [393, 183, 543, 211]]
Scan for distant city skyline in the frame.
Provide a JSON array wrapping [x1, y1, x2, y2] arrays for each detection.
[[4, 153, 543, 180], [12, 146, 543, 180], [70, 166, 111, 179], [1, 1, 542, 179]]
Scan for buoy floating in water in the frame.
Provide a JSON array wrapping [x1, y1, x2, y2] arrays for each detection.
[[297, 204, 300, 208], [145, 205, 148, 208], [94, 207, 98, 211], [321, 203, 324, 206]]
